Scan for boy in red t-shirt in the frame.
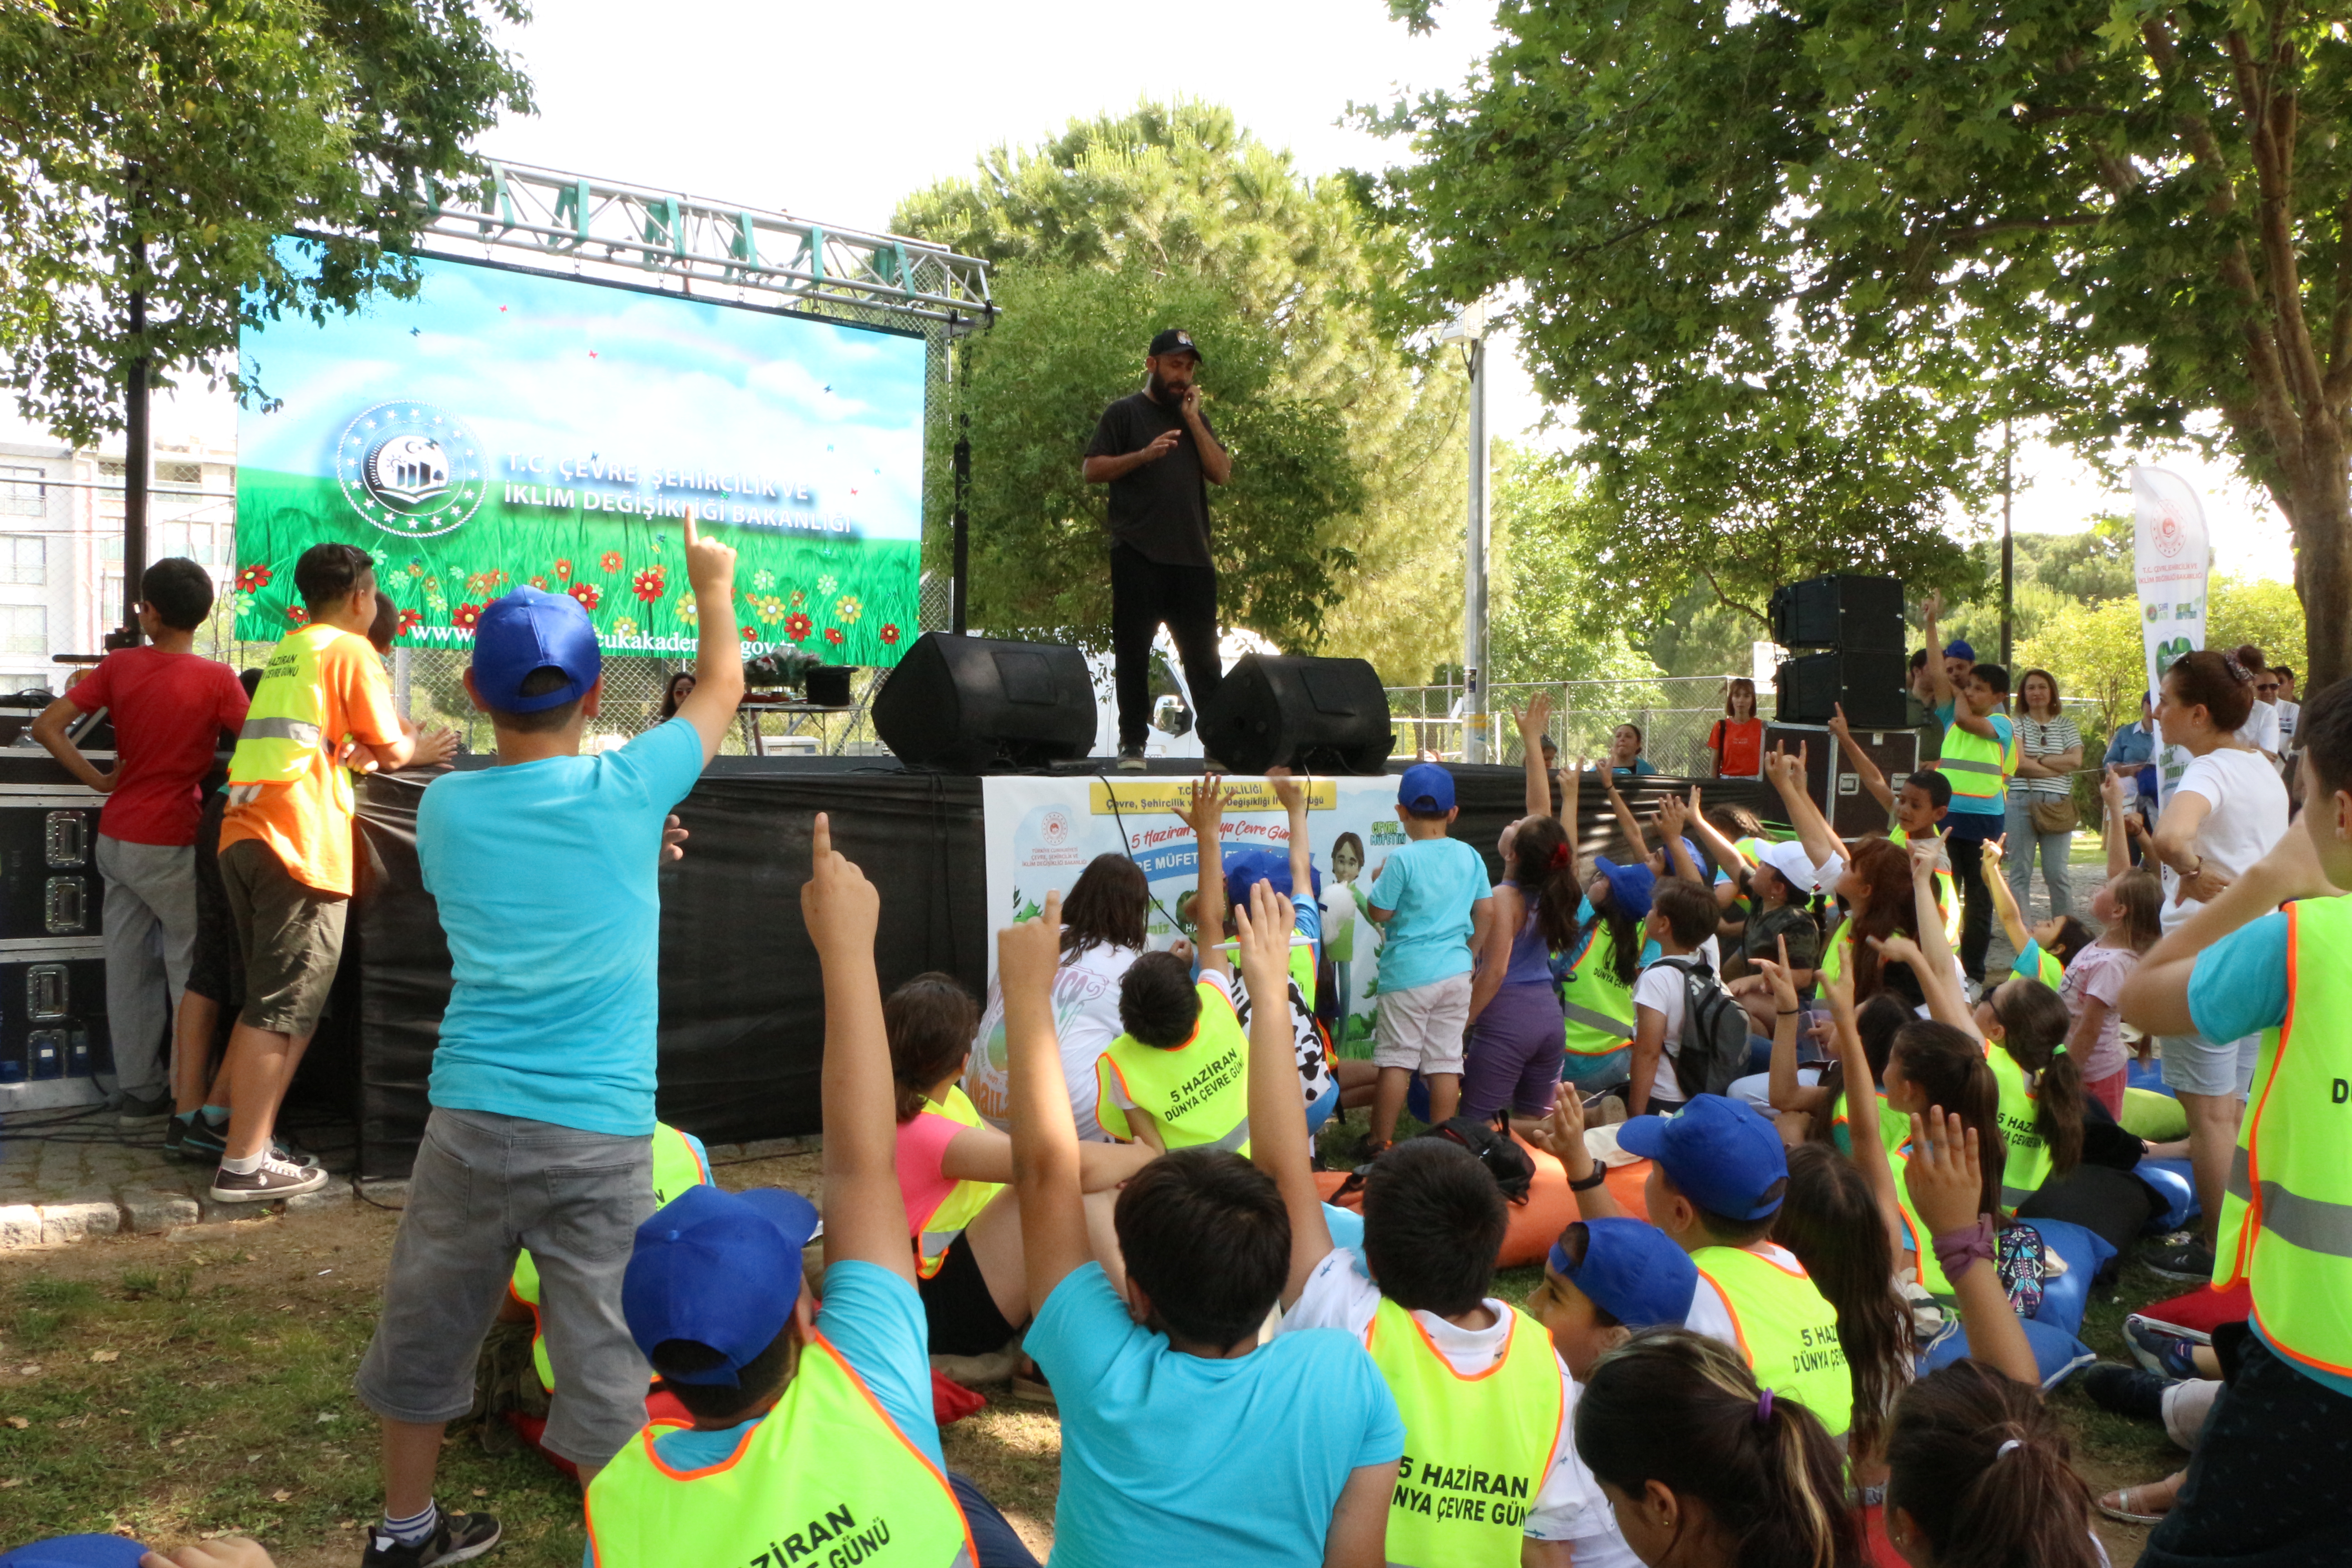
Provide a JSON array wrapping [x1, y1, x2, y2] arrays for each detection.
[[30, 559, 249, 1122]]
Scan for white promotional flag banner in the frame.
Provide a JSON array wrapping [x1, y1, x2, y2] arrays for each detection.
[[2131, 466, 2211, 804]]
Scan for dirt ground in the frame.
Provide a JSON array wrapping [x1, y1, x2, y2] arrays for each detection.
[[0, 1148, 2176, 1565]]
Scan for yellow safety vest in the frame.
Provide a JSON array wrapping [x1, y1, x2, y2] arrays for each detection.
[[1888, 826, 1962, 947], [1888, 1141, 1957, 1300], [1828, 1088, 1909, 1163], [1936, 716, 2017, 806], [1691, 1246, 1853, 1440], [1561, 923, 1637, 1056], [1095, 980, 1252, 1154], [227, 624, 343, 788], [585, 1331, 975, 1568], [1988, 1045, 2052, 1214], [2215, 896, 2352, 1380], [910, 1087, 1003, 1281], [513, 1124, 709, 1394], [1364, 1297, 1564, 1567], [2011, 939, 2064, 994]]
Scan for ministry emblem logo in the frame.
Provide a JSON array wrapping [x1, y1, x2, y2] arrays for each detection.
[[336, 402, 486, 537]]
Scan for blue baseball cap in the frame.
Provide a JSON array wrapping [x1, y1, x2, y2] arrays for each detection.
[[1398, 761, 1455, 813], [1943, 639, 1975, 662], [622, 1184, 821, 1386], [1617, 1094, 1788, 1221], [471, 585, 602, 713], [1549, 1217, 1698, 1329], [1223, 844, 1320, 904], [1591, 855, 1656, 921], [0, 1539, 150, 1568]]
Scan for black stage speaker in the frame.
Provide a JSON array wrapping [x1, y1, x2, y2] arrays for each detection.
[[1764, 722, 1920, 838], [1197, 655, 1393, 776], [1769, 574, 1905, 652], [1775, 648, 1911, 730], [872, 633, 1096, 773]]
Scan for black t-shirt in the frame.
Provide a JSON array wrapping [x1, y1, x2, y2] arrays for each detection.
[[1086, 390, 1219, 568]]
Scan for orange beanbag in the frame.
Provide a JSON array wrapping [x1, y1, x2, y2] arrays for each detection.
[[1316, 1134, 1652, 1267]]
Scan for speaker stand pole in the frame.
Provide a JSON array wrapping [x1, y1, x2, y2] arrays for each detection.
[[1445, 304, 1491, 764], [951, 419, 970, 635], [1999, 416, 2014, 669]]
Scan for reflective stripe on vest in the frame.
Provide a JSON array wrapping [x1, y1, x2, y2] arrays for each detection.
[[1988, 1046, 2053, 1214], [1692, 1246, 1854, 1439], [1561, 923, 1636, 1054], [2215, 896, 2352, 1378], [1936, 720, 2015, 803], [1093, 980, 1252, 1155], [1363, 1297, 1564, 1568], [912, 1087, 1004, 1280], [1888, 828, 1963, 946], [585, 1331, 975, 1568], [1889, 1142, 1956, 1299], [514, 1123, 709, 1394], [228, 626, 343, 786]]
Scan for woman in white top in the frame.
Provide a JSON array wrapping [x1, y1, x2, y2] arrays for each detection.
[[2003, 668, 2083, 920], [2143, 648, 2291, 1282]]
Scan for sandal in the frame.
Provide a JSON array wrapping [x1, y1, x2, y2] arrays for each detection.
[[2097, 1486, 2170, 1524]]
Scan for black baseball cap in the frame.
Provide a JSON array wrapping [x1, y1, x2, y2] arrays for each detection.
[[1148, 328, 1202, 362]]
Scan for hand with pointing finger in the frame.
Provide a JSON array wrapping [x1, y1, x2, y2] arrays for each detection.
[[683, 503, 737, 610]]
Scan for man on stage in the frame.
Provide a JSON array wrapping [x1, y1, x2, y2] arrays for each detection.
[[1083, 327, 1232, 769]]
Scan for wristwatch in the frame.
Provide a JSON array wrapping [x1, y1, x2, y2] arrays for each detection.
[[1568, 1163, 1609, 1192]]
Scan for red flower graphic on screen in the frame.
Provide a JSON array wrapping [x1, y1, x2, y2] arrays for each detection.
[[879, 624, 901, 645], [554, 559, 574, 581], [453, 603, 482, 630], [600, 551, 623, 573], [739, 623, 759, 641], [235, 564, 272, 592], [568, 582, 601, 612], [397, 609, 422, 636], [632, 568, 666, 603], [824, 627, 844, 647], [284, 605, 308, 625], [529, 576, 549, 591], [784, 612, 812, 642]]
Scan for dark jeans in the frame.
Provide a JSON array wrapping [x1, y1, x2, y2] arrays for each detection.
[[1943, 826, 1996, 983], [2140, 1334, 2352, 1567], [951, 1471, 1043, 1568], [1110, 542, 1222, 749]]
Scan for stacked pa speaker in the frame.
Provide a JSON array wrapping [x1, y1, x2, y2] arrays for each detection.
[[872, 633, 1097, 772], [1197, 654, 1393, 776], [1769, 574, 1908, 729]]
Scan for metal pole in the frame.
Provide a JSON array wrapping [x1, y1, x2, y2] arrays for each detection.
[[1463, 336, 1490, 763], [951, 419, 970, 634], [118, 270, 149, 649], [1999, 416, 2014, 669]]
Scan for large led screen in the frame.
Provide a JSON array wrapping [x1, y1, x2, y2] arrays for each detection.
[[234, 253, 926, 663]]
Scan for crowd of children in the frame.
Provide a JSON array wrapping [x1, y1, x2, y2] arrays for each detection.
[[11, 554, 2352, 1568]]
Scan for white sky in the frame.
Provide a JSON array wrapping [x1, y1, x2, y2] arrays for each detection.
[[8, 0, 2296, 580]]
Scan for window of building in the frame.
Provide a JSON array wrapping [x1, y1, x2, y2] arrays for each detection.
[[0, 465, 42, 519], [0, 535, 44, 586], [0, 605, 46, 655]]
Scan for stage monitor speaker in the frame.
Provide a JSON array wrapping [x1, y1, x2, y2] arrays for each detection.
[[1197, 655, 1394, 776], [1765, 722, 1919, 838], [1775, 648, 1910, 730], [1768, 574, 1906, 652], [871, 632, 1096, 773]]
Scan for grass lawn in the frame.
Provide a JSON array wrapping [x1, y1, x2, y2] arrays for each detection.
[[0, 1129, 2189, 1565]]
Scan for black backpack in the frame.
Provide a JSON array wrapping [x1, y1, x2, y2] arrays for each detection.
[[1330, 1112, 1535, 1207], [1647, 954, 1750, 1100]]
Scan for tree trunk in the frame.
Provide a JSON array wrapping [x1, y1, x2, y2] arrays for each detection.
[[2279, 431, 2352, 691]]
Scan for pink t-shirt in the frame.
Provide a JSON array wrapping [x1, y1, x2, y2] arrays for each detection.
[[893, 1106, 970, 1239], [2061, 942, 2139, 1085]]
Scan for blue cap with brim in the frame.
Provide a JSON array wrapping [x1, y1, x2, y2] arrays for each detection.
[[622, 1184, 820, 1386], [1616, 1094, 1788, 1221], [1548, 1217, 1699, 1329], [1398, 761, 1455, 814], [472, 585, 602, 713], [0, 1538, 150, 1568], [1944, 639, 1975, 662], [1592, 855, 1656, 921], [1223, 845, 1320, 905]]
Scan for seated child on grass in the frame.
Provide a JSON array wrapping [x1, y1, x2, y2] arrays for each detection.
[[1002, 887, 1404, 1568], [1092, 944, 1254, 1155]]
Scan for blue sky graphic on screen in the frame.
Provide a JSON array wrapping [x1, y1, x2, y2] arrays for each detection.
[[234, 253, 927, 662]]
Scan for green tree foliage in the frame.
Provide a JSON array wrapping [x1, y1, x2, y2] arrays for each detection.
[[2209, 577, 2308, 670], [1372, 1, 2352, 686], [0, 0, 532, 444], [1487, 444, 1656, 686], [2018, 575, 2306, 730], [897, 102, 1467, 676]]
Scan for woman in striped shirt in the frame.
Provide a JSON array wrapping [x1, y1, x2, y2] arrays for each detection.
[[2004, 668, 2083, 919]]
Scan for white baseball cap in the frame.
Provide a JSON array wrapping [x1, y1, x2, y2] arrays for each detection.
[[1754, 839, 1818, 896]]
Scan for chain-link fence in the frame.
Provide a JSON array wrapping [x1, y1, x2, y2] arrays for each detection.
[[1386, 677, 1781, 774]]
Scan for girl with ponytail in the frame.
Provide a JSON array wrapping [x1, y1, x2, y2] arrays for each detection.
[[1885, 1358, 2102, 1568], [1976, 976, 2084, 1204], [1574, 1328, 1864, 1568], [1462, 811, 1576, 1122]]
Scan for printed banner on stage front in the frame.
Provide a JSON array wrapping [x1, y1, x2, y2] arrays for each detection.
[[968, 774, 1413, 1127], [233, 250, 926, 664], [2131, 466, 2210, 803]]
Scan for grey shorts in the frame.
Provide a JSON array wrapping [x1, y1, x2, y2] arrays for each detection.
[[357, 1107, 656, 1469], [218, 837, 347, 1039], [2158, 1032, 2259, 1099], [1373, 971, 1473, 1076]]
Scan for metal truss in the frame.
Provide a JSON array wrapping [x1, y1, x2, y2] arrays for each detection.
[[417, 159, 993, 334]]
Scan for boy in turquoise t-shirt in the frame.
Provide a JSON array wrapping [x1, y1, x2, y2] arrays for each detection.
[[1364, 762, 1492, 1150]]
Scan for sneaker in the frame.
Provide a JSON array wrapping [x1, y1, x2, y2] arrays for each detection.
[[2082, 1362, 2172, 1423], [273, 1129, 325, 1171], [209, 1154, 330, 1204], [360, 1511, 502, 1567], [2124, 1316, 2207, 1378], [1115, 744, 1146, 771], [2142, 1239, 2218, 1282], [117, 1089, 173, 1126]]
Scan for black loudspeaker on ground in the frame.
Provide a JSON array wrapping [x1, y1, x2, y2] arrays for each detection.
[[1196, 654, 1394, 776], [872, 632, 1097, 772]]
